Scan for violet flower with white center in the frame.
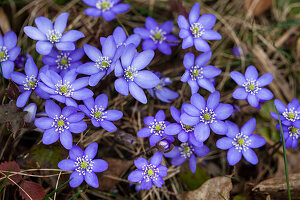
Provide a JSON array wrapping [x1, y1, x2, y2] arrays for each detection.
[[34, 100, 87, 149], [181, 52, 221, 94], [42, 48, 84, 76], [177, 3, 221, 52], [82, 0, 130, 21], [134, 17, 179, 55], [79, 93, 123, 132], [38, 69, 94, 107], [24, 13, 85, 55], [137, 110, 174, 146], [276, 123, 300, 148], [127, 152, 167, 190], [114, 44, 160, 104], [180, 91, 233, 142], [164, 142, 209, 173], [58, 142, 108, 188], [216, 119, 266, 166], [15, 53, 31, 69], [231, 65, 274, 108]]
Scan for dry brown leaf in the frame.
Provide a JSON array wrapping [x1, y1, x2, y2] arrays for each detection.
[[244, 0, 273, 16], [0, 7, 11, 33], [19, 180, 46, 200], [0, 161, 22, 186], [183, 176, 232, 200]]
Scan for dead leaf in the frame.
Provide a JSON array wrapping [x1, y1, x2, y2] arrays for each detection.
[[19, 180, 46, 200], [6, 79, 20, 101], [0, 7, 11, 33], [275, 153, 300, 177], [244, 0, 273, 17], [183, 176, 232, 200], [0, 161, 22, 185]]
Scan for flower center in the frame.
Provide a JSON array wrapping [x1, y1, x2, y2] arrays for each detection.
[[147, 169, 154, 176], [243, 79, 261, 95], [0, 47, 9, 62], [200, 108, 216, 124], [23, 75, 38, 90], [149, 119, 166, 136], [90, 105, 107, 121], [96, 0, 114, 11], [150, 27, 166, 44], [142, 164, 159, 182], [52, 115, 69, 133], [75, 155, 94, 176], [80, 161, 88, 169], [190, 23, 205, 38], [179, 143, 194, 158], [288, 126, 300, 140], [55, 80, 74, 97], [180, 121, 195, 132], [190, 66, 203, 80], [56, 53, 72, 70], [232, 132, 251, 152], [96, 56, 112, 71], [47, 30, 62, 43], [124, 66, 138, 82], [57, 120, 65, 127], [237, 138, 244, 145], [283, 108, 299, 122]]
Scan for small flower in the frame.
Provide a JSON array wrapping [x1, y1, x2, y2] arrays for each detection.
[[181, 52, 221, 94], [177, 3, 221, 52], [58, 142, 108, 188], [180, 91, 233, 142], [114, 44, 160, 104], [11, 57, 50, 107], [147, 72, 179, 103], [15, 53, 31, 69], [231, 65, 274, 108], [232, 46, 246, 57], [137, 110, 174, 146], [77, 36, 119, 86], [42, 48, 84, 76], [134, 17, 178, 55], [82, 0, 130, 21], [34, 100, 87, 149], [164, 142, 209, 173], [79, 93, 123, 132], [127, 152, 167, 190], [216, 119, 266, 165], [24, 13, 85, 55], [23, 103, 37, 123], [0, 31, 21, 79], [38, 69, 94, 107], [276, 123, 300, 148]]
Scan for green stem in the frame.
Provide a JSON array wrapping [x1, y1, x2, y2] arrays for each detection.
[[276, 108, 291, 200], [0, 63, 7, 102]]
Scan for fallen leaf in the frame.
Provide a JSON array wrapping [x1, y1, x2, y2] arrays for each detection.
[[183, 176, 232, 200], [19, 180, 46, 200], [0, 161, 22, 186], [0, 7, 11, 33], [244, 0, 273, 17], [5, 79, 20, 101]]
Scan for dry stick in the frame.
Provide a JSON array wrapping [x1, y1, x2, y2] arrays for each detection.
[[116, 16, 129, 37], [79, 18, 99, 47], [0, 170, 71, 181]]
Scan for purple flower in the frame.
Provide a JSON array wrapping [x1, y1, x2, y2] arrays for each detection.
[[134, 17, 178, 55], [180, 91, 233, 142], [58, 142, 108, 188], [11, 57, 50, 107], [137, 110, 174, 146], [114, 44, 160, 104], [165, 106, 203, 147], [271, 99, 300, 127], [0, 31, 21, 79], [42, 48, 84, 76], [177, 3, 221, 52], [23, 103, 37, 123], [181, 52, 221, 94], [231, 65, 274, 108], [147, 72, 179, 103], [79, 93, 123, 132], [232, 46, 245, 57], [216, 119, 266, 165], [24, 13, 85, 55], [38, 69, 94, 107], [164, 142, 209, 173], [15, 53, 31, 69], [77, 36, 119, 86], [82, 0, 130, 21], [34, 100, 87, 149], [127, 152, 167, 190], [276, 123, 300, 148]]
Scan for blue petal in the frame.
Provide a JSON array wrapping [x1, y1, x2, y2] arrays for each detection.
[[128, 170, 144, 182], [83, 44, 102, 62], [197, 14, 216, 29], [23, 103, 37, 123], [134, 27, 150, 39], [165, 123, 181, 135], [89, 71, 105, 86], [69, 48, 85, 61], [241, 118, 256, 136], [58, 159, 76, 171], [137, 127, 152, 138], [56, 42, 75, 51], [84, 142, 98, 159], [230, 71, 246, 86], [4, 31, 17, 49], [72, 88, 94, 100], [68, 113, 85, 123], [179, 29, 190, 38], [195, 51, 211, 67], [113, 27, 126, 44], [54, 13, 69, 33], [84, 172, 99, 188], [257, 88, 273, 100], [102, 10, 116, 21], [183, 52, 194, 69], [95, 93, 108, 109], [274, 99, 286, 113], [61, 30, 85, 42], [150, 152, 163, 166], [182, 103, 200, 116], [60, 130, 73, 149], [197, 78, 215, 93], [126, 34, 141, 47], [11, 72, 26, 85], [160, 21, 173, 33], [69, 145, 84, 160], [157, 165, 168, 177], [189, 154, 197, 173], [69, 121, 87, 133], [34, 117, 54, 129], [178, 130, 188, 142], [189, 3, 200, 24], [114, 60, 124, 77], [143, 116, 154, 126], [247, 94, 259, 107], [248, 135, 266, 148], [210, 120, 227, 135], [227, 147, 242, 166], [214, 103, 233, 120], [164, 146, 180, 158], [245, 65, 258, 80], [25, 57, 38, 77], [121, 44, 136, 68], [182, 36, 193, 49], [216, 137, 234, 150], [132, 50, 154, 70], [242, 148, 258, 165], [257, 73, 273, 87], [35, 17, 53, 35], [158, 42, 171, 55], [36, 41, 53, 55], [194, 123, 210, 142], [181, 70, 190, 82], [8, 47, 21, 61], [171, 156, 186, 166], [170, 106, 180, 122], [84, 7, 102, 17], [232, 88, 248, 100], [129, 82, 147, 104], [225, 121, 240, 138], [145, 17, 159, 30], [177, 15, 189, 29], [180, 113, 200, 126], [24, 26, 47, 40], [72, 77, 89, 90], [45, 100, 61, 118], [135, 70, 159, 89], [202, 30, 222, 40], [69, 171, 84, 188], [93, 159, 108, 172], [153, 176, 164, 188], [188, 79, 199, 94], [1, 60, 14, 79], [149, 134, 162, 146], [203, 65, 221, 78], [155, 110, 165, 121], [105, 110, 123, 121], [207, 91, 220, 110], [42, 128, 59, 145], [111, 3, 130, 13], [100, 120, 117, 132], [62, 106, 77, 117], [194, 38, 210, 52], [191, 93, 206, 111], [193, 145, 210, 157], [115, 77, 129, 95], [82, 0, 97, 6], [103, 35, 116, 58]]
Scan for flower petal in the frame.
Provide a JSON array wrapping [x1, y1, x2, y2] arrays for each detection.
[[183, 52, 194, 69], [189, 154, 197, 173], [248, 135, 266, 148], [177, 15, 189, 29], [129, 82, 147, 104], [202, 30, 222, 40], [207, 91, 220, 110], [24, 26, 47, 40], [232, 88, 248, 100], [230, 71, 246, 86], [191, 93, 206, 111], [216, 137, 234, 150], [42, 128, 59, 145], [95, 93, 108, 109], [227, 147, 242, 166], [69, 171, 84, 188], [257, 88, 273, 101], [194, 123, 210, 142], [214, 103, 233, 120], [195, 51, 211, 67], [35, 16, 53, 35], [84, 142, 98, 159], [132, 50, 154, 70], [194, 38, 210, 52], [4, 31, 17, 50], [36, 41, 53, 55], [128, 170, 144, 182], [241, 118, 256, 136], [105, 110, 123, 121], [84, 172, 99, 188], [245, 65, 258, 80], [54, 13, 69, 33], [180, 113, 200, 126], [197, 14, 216, 29], [134, 157, 149, 170], [58, 159, 75, 171], [182, 103, 200, 116], [115, 77, 129, 95], [150, 152, 163, 166], [60, 130, 73, 149], [16, 91, 31, 108], [93, 159, 108, 172], [189, 3, 200, 24], [242, 148, 258, 165], [60, 30, 85, 42], [69, 121, 87, 133], [145, 17, 159, 30], [100, 120, 117, 132], [135, 70, 160, 89], [34, 117, 54, 129], [210, 120, 227, 135], [45, 100, 61, 118], [165, 123, 182, 136], [69, 145, 83, 160]]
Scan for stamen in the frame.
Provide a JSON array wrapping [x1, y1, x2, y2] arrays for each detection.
[[190, 23, 205, 38], [283, 108, 299, 122], [23, 75, 38, 90], [74, 155, 94, 175], [96, 0, 114, 12], [55, 80, 74, 97], [149, 119, 166, 137], [0, 46, 9, 62], [288, 126, 300, 140], [47, 30, 62, 43], [180, 121, 194, 132], [232, 132, 251, 152], [190, 66, 203, 81], [52, 115, 69, 133], [243, 79, 261, 95], [199, 108, 216, 124], [56, 53, 72, 70], [95, 56, 112, 71], [90, 105, 107, 121], [150, 27, 167, 44], [179, 143, 194, 158], [124, 66, 138, 82], [142, 164, 159, 182]]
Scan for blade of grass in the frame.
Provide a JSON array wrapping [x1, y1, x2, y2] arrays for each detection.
[[42, 178, 72, 200], [0, 170, 10, 193]]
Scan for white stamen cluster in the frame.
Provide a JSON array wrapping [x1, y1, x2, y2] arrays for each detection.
[[90, 105, 107, 121], [52, 115, 70, 133], [55, 80, 74, 97], [56, 52, 72, 70], [179, 143, 194, 158], [288, 126, 300, 140], [200, 107, 216, 124], [116, 42, 126, 48], [96, 56, 112, 71], [190, 23, 205, 38], [150, 27, 167, 44], [74, 155, 94, 175], [142, 164, 159, 182], [232, 132, 251, 152], [23, 75, 38, 90], [47, 30, 62, 43], [243, 79, 261, 95], [149, 119, 166, 136], [190, 66, 203, 81], [0, 46, 9, 62], [180, 121, 195, 132], [283, 108, 299, 122], [124, 66, 138, 82], [96, 0, 114, 12]]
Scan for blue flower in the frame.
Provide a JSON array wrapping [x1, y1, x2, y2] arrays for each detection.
[[134, 17, 178, 55], [127, 152, 167, 190], [42, 48, 84, 76], [79, 93, 123, 132], [24, 13, 85, 55], [34, 100, 87, 149], [165, 106, 203, 147], [77, 36, 119, 86], [216, 119, 266, 165], [23, 103, 37, 123], [114, 44, 160, 104], [11, 57, 50, 107], [38, 69, 94, 107], [177, 3, 221, 52], [147, 72, 179, 103], [232, 46, 245, 57], [58, 142, 108, 188], [181, 52, 221, 94], [231, 65, 274, 108], [82, 0, 130, 21], [271, 99, 300, 127], [15, 53, 31, 69], [137, 110, 174, 146], [180, 91, 233, 142], [0, 31, 21, 79], [276, 123, 300, 148], [164, 142, 209, 173]]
